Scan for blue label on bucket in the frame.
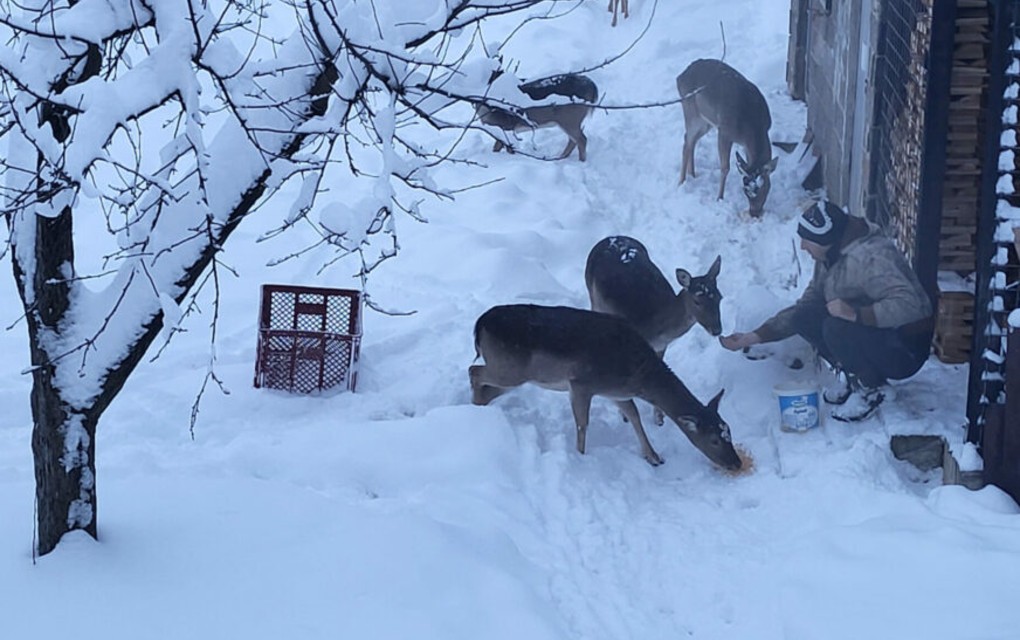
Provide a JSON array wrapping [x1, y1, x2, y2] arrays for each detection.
[[777, 391, 820, 432]]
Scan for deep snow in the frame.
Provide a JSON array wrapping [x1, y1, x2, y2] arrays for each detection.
[[2, 1, 1019, 639]]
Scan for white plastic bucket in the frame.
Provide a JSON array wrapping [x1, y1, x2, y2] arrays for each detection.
[[773, 381, 821, 432]]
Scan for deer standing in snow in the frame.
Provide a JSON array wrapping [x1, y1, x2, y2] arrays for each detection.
[[476, 73, 598, 161], [469, 304, 742, 470], [608, 0, 629, 26], [676, 58, 777, 217]]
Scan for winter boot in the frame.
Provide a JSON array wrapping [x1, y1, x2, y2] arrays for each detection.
[[830, 386, 885, 422], [823, 369, 853, 405]]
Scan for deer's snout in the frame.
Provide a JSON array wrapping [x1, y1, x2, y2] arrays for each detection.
[[698, 316, 723, 337], [742, 173, 771, 218], [685, 426, 742, 471]]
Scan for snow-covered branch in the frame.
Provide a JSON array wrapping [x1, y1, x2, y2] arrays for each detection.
[[1, 0, 573, 555]]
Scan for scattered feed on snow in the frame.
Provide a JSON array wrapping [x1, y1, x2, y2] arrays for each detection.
[[725, 445, 756, 476]]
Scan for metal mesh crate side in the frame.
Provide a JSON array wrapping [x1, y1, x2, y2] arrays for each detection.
[[259, 284, 362, 335], [254, 330, 359, 393], [254, 285, 363, 394]]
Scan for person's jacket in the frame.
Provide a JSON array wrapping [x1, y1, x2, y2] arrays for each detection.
[[754, 217, 933, 343]]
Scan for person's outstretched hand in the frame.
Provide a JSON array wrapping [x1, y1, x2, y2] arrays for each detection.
[[719, 331, 762, 351]]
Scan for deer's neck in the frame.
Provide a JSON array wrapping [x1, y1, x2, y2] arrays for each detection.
[[745, 127, 772, 167], [635, 294, 696, 353], [636, 360, 703, 420], [673, 290, 699, 333]]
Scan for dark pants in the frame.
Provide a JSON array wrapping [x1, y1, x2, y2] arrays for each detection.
[[789, 306, 932, 388]]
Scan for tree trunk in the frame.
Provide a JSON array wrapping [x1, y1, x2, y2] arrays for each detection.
[[16, 33, 97, 554], [12, 205, 97, 556], [31, 377, 98, 555], [34, 204, 94, 555]]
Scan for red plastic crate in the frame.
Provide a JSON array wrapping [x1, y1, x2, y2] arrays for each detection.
[[254, 284, 363, 394]]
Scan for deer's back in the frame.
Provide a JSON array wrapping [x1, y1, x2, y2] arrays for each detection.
[[474, 304, 659, 387], [585, 236, 678, 341], [677, 59, 772, 142], [519, 73, 599, 103], [478, 71, 597, 133]]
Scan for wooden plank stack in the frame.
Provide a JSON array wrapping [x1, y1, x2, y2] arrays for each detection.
[[940, 0, 990, 274], [931, 0, 990, 364], [934, 290, 976, 364]]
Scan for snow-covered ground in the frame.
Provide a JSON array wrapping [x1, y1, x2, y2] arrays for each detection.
[[2, 1, 1019, 639]]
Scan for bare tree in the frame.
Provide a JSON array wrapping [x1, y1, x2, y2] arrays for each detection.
[[0, 0, 572, 556]]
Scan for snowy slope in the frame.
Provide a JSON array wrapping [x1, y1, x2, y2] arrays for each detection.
[[2, 1, 1018, 639]]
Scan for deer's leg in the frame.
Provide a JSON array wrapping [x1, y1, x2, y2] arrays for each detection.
[[652, 349, 667, 426], [559, 128, 586, 161], [717, 134, 735, 200], [622, 0, 629, 18], [680, 137, 694, 184], [558, 138, 578, 161], [680, 117, 710, 185], [568, 385, 594, 455], [616, 400, 663, 466], [469, 364, 513, 405]]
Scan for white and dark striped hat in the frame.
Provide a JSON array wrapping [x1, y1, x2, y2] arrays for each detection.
[[797, 200, 848, 246]]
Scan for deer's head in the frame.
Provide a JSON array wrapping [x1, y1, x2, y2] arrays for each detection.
[[675, 255, 723, 336], [736, 152, 778, 218], [675, 389, 742, 471]]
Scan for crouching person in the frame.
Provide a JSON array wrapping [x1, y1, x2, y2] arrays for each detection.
[[720, 199, 934, 422]]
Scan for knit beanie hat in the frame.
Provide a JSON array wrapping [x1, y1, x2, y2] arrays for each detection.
[[797, 200, 848, 246]]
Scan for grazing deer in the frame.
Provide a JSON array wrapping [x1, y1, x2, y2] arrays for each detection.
[[469, 304, 742, 470], [676, 59, 778, 217], [585, 235, 722, 425], [476, 73, 598, 161], [608, 0, 629, 26]]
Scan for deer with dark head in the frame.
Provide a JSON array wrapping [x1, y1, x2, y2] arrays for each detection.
[[676, 58, 777, 217], [586, 235, 722, 354], [469, 304, 742, 470], [585, 235, 722, 424], [476, 72, 598, 161]]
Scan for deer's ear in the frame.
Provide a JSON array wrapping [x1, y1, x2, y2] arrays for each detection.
[[676, 268, 692, 289], [735, 152, 748, 173], [707, 255, 721, 279], [764, 156, 779, 174], [708, 389, 725, 412]]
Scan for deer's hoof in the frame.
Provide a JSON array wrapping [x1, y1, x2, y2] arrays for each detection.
[[645, 453, 664, 467]]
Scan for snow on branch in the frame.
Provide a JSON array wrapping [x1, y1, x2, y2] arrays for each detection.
[[1, 0, 567, 411]]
